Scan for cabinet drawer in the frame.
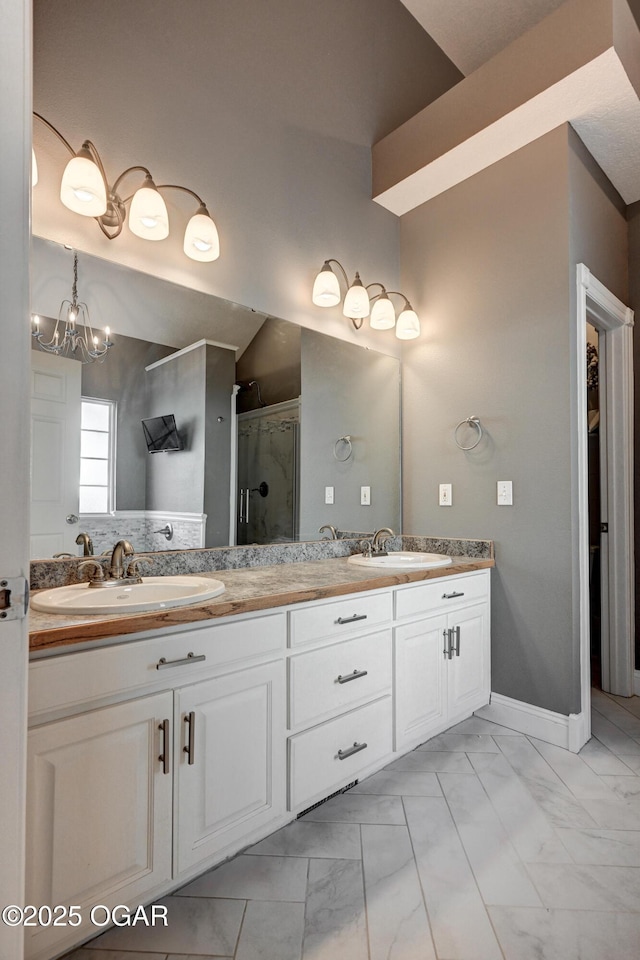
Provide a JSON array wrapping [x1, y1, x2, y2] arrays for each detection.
[[288, 696, 392, 811], [288, 590, 392, 648], [395, 572, 489, 622], [29, 612, 286, 720], [289, 629, 392, 730]]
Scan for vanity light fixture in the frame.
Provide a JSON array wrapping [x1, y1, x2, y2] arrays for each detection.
[[32, 112, 220, 263], [311, 259, 421, 339], [31, 250, 114, 363]]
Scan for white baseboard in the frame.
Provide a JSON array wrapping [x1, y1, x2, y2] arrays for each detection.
[[634, 670, 640, 697], [475, 693, 588, 753]]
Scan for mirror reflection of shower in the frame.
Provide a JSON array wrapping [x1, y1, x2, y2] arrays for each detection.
[[236, 399, 300, 544]]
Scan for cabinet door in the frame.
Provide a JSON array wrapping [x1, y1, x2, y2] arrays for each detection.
[[394, 614, 448, 752], [25, 692, 173, 960], [175, 660, 285, 875], [447, 601, 490, 723]]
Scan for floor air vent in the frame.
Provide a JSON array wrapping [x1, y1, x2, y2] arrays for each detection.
[[296, 780, 359, 819]]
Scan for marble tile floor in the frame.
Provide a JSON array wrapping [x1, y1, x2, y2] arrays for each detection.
[[64, 689, 640, 960]]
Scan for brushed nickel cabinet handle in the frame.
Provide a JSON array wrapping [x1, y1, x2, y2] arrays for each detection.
[[442, 591, 465, 599], [443, 628, 450, 659], [156, 652, 206, 670], [454, 625, 461, 657], [158, 719, 170, 775], [336, 669, 368, 684], [184, 711, 196, 765], [337, 741, 368, 760], [335, 614, 367, 625]]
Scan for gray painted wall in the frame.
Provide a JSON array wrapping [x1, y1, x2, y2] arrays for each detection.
[[400, 124, 629, 717], [204, 345, 237, 546], [81, 336, 174, 510], [32, 0, 461, 344], [299, 329, 401, 540], [236, 317, 302, 413], [146, 348, 207, 515], [146, 343, 235, 546], [567, 126, 629, 683], [401, 127, 577, 716]]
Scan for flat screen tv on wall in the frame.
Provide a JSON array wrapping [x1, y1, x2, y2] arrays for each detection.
[[141, 414, 184, 453]]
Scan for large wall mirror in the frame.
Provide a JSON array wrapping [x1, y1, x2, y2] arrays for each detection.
[[30, 237, 401, 559]]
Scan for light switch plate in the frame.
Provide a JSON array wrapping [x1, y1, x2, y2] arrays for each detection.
[[439, 483, 452, 506], [325, 486, 334, 505], [497, 480, 513, 505], [360, 485, 371, 506]]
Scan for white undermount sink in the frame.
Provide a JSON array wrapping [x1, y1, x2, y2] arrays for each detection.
[[348, 551, 453, 570], [30, 575, 226, 615]]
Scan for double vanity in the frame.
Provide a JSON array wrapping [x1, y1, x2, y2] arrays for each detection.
[[26, 539, 493, 960]]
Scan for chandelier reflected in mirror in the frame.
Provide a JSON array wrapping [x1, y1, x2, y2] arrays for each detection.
[[32, 250, 113, 363]]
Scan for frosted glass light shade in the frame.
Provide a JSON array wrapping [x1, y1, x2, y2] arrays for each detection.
[[370, 295, 396, 330], [32, 148, 38, 187], [184, 206, 220, 261], [343, 273, 370, 319], [128, 177, 169, 240], [395, 306, 421, 340], [60, 153, 107, 216], [312, 263, 341, 307]]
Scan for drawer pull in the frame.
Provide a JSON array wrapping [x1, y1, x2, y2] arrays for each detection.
[[337, 741, 368, 760], [442, 591, 465, 599], [156, 652, 206, 670], [158, 719, 170, 775], [184, 711, 196, 765], [335, 614, 367, 625], [336, 669, 368, 684]]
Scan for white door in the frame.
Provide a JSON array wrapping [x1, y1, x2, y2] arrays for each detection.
[[30, 352, 82, 558], [25, 692, 173, 960], [175, 661, 285, 874]]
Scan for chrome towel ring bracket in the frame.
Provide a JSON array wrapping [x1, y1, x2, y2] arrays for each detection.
[[333, 435, 353, 461], [454, 416, 483, 451]]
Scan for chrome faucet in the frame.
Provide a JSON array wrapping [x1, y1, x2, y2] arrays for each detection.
[[76, 532, 94, 556], [108, 539, 135, 580], [319, 524, 338, 540], [371, 527, 395, 554]]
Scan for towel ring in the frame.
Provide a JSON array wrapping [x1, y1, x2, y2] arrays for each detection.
[[333, 435, 353, 461], [454, 417, 483, 451]]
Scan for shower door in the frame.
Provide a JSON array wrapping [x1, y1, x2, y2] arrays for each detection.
[[236, 400, 300, 545]]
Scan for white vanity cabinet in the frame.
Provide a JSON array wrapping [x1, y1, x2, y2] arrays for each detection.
[[394, 570, 491, 751], [25, 691, 174, 960], [286, 590, 394, 813], [26, 566, 491, 960], [26, 611, 287, 960]]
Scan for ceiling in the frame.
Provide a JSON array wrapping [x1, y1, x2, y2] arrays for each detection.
[[400, 0, 574, 74], [374, 0, 640, 213]]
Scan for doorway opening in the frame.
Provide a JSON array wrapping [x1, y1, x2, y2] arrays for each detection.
[[575, 265, 634, 750], [586, 322, 603, 689]]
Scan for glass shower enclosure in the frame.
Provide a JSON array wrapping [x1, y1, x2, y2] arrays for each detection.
[[236, 399, 300, 544]]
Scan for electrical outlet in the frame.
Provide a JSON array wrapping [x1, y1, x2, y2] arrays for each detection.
[[360, 486, 371, 506], [497, 480, 513, 505], [439, 483, 452, 506], [325, 486, 334, 505]]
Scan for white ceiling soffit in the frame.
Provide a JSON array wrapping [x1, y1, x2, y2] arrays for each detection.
[[374, 0, 640, 215], [400, 0, 567, 76]]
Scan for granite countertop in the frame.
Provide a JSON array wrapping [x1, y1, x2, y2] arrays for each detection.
[[29, 555, 494, 653]]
